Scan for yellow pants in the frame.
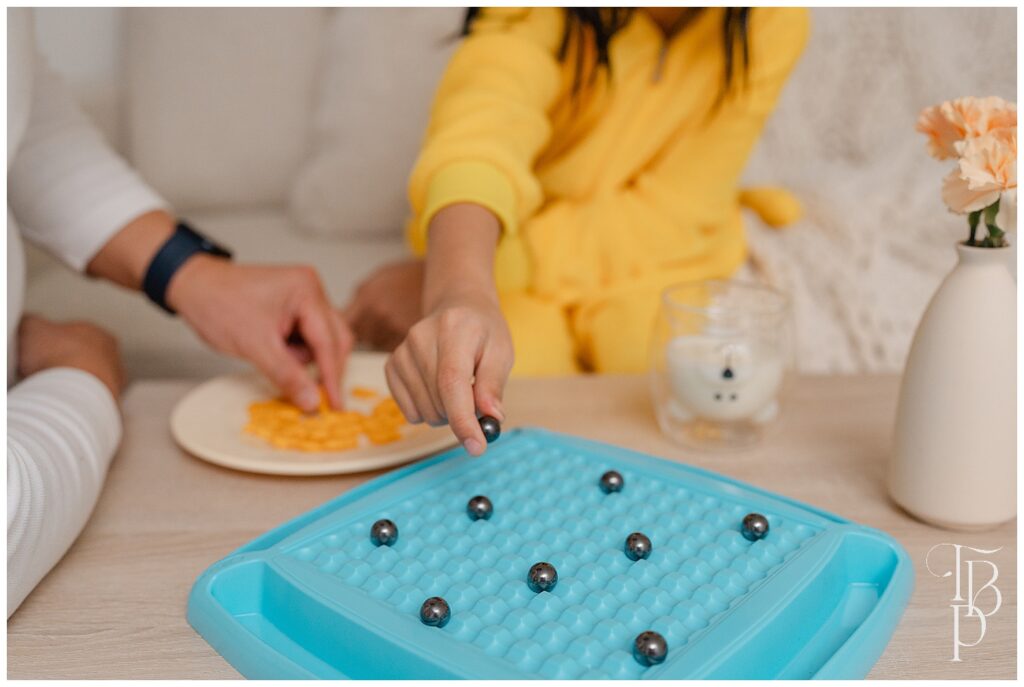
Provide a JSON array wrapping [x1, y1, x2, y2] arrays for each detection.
[[494, 190, 794, 378], [502, 268, 740, 377], [501, 289, 658, 376]]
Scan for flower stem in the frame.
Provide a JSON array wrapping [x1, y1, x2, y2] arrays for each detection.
[[982, 197, 1005, 247], [967, 210, 981, 246]]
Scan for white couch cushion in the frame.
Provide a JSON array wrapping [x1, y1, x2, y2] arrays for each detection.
[[288, 7, 464, 239], [125, 8, 326, 210], [22, 210, 409, 380]]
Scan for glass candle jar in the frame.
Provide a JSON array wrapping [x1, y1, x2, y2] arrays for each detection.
[[649, 279, 792, 450]]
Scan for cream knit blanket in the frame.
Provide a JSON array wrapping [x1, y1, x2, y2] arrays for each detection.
[[742, 7, 1016, 373]]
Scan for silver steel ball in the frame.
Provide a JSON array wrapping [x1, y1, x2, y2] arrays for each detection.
[[370, 518, 398, 547], [624, 532, 653, 561], [599, 470, 624, 494], [419, 596, 451, 628], [478, 416, 501, 444], [741, 512, 770, 542], [467, 495, 493, 521], [633, 630, 668, 666], [527, 561, 558, 593]]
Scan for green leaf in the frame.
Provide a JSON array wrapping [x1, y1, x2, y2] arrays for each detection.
[[983, 197, 1001, 226]]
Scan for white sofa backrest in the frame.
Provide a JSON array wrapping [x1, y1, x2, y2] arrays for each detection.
[[124, 8, 326, 211], [32, 8, 125, 149], [289, 7, 464, 239]]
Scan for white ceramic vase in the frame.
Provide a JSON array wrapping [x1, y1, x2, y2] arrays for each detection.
[[889, 243, 1016, 530]]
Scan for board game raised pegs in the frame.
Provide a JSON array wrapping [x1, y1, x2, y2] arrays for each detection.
[[187, 429, 913, 679]]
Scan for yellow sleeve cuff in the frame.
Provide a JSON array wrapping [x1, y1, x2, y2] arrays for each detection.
[[739, 187, 803, 229], [407, 161, 519, 255]]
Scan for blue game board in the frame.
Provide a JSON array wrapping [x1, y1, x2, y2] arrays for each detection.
[[187, 429, 913, 679]]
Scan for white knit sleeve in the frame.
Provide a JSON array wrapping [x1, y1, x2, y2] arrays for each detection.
[[7, 368, 122, 618], [7, 47, 168, 272]]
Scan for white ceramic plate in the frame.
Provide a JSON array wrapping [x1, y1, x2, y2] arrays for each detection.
[[170, 352, 458, 475]]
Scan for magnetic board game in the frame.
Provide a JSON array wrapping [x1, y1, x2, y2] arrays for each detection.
[[187, 428, 913, 679]]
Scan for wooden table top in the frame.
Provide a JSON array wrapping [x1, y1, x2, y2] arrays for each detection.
[[6, 375, 1016, 679]]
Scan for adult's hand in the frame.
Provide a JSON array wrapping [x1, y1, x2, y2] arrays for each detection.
[[86, 211, 352, 412], [166, 256, 354, 412], [344, 259, 424, 351], [17, 315, 124, 399]]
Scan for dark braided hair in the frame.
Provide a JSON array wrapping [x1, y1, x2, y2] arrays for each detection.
[[462, 8, 752, 96]]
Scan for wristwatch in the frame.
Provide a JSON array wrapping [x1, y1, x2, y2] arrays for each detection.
[[142, 220, 233, 314]]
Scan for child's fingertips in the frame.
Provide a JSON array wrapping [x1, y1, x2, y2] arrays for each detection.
[[478, 397, 504, 422], [464, 438, 483, 456]]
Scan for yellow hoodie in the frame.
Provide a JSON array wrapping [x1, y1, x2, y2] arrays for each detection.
[[408, 8, 809, 374]]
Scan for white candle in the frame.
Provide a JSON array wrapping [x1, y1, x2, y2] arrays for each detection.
[[665, 335, 783, 424]]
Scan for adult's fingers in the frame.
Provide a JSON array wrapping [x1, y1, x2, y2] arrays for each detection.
[[296, 300, 343, 410], [436, 328, 486, 456], [472, 338, 512, 423], [286, 344, 314, 366], [247, 335, 321, 412]]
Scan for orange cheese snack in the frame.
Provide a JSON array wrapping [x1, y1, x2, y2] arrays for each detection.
[[351, 386, 379, 399], [245, 388, 407, 452]]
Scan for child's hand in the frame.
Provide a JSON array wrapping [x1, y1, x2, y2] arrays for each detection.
[[385, 291, 513, 456]]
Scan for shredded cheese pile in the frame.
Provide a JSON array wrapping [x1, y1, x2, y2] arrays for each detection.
[[245, 386, 406, 451]]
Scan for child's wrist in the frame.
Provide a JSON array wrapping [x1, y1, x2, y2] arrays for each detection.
[[423, 203, 502, 313], [428, 203, 501, 241], [423, 277, 499, 314]]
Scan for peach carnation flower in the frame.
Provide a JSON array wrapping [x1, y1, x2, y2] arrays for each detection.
[[941, 127, 1017, 214], [916, 96, 1017, 160]]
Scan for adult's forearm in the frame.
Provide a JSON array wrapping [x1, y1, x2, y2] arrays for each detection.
[[10, 39, 168, 273], [422, 203, 502, 312], [7, 368, 121, 617], [84, 210, 175, 290]]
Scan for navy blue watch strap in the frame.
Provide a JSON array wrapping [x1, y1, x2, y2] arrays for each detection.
[[142, 221, 232, 314]]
